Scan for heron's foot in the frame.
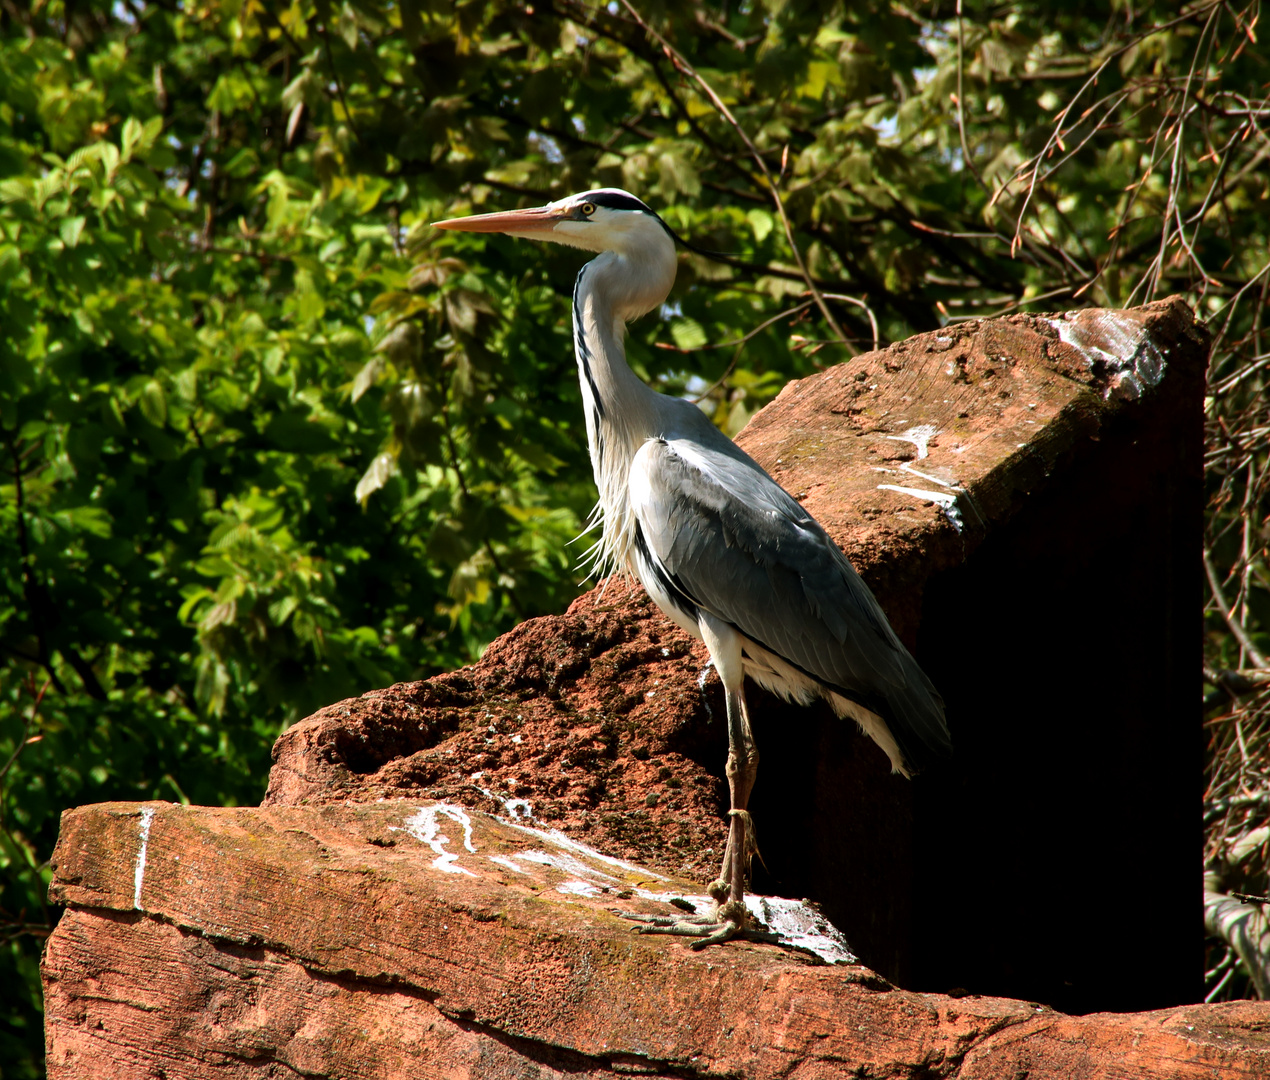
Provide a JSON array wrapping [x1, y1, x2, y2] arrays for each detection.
[[619, 900, 782, 950], [620, 808, 772, 950]]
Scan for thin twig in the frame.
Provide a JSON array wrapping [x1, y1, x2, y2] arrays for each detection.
[[655, 300, 817, 353], [1206, 545, 1270, 671], [821, 293, 879, 352], [954, 0, 988, 193], [1144, 7, 1218, 300], [998, 1, 1226, 255]]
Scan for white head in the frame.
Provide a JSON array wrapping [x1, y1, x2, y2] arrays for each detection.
[[434, 188, 678, 318]]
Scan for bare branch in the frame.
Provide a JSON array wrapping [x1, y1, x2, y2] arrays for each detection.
[[655, 300, 818, 355], [1205, 546, 1270, 680]]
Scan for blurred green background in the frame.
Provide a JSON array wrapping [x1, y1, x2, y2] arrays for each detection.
[[2, 0, 1267, 1072]]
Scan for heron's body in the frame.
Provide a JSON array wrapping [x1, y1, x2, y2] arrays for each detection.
[[435, 189, 950, 946]]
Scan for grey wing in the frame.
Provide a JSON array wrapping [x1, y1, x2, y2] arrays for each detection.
[[629, 435, 950, 770]]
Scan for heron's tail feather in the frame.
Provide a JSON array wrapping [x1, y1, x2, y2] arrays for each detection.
[[879, 663, 952, 776]]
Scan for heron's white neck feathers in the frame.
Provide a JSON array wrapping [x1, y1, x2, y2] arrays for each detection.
[[570, 244, 677, 581]]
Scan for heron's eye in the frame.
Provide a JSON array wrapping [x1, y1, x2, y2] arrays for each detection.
[[580, 202, 596, 217]]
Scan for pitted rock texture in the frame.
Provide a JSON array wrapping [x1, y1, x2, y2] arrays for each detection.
[[265, 582, 731, 881]]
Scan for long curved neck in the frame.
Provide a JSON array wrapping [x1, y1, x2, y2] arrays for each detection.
[[571, 251, 667, 577], [573, 257, 659, 478]]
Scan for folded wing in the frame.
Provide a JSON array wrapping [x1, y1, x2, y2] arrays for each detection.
[[629, 435, 951, 771]]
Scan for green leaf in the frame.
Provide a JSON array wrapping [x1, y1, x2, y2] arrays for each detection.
[[0, 244, 22, 285], [0, 177, 32, 204], [58, 505, 114, 537], [178, 586, 214, 623], [139, 380, 168, 427], [338, 2, 360, 50], [268, 595, 300, 626], [100, 140, 120, 180], [670, 317, 708, 351], [355, 451, 397, 504], [351, 356, 385, 403], [120, 117, 143, 163], [746, 209, 775, 243], [375, 321, 421, 366]]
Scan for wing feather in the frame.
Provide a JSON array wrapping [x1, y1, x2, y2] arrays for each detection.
[[630, 435, 950, 770]]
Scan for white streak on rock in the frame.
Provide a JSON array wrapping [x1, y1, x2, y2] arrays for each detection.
[[696, 660, 715, 721], [884, 423, 939, 459], [399, 805, 478, 876], [899, 462, 961, 489], [556, 880, 602, 898], [878, 483, 958, 509], [751, 895, 857, 965], [1046, 312, 1167, 400], [472, 778, 538, 823], [501, 798, 535, 821], [503, 819, 668, 881], [878, 484, 964, 533], [488, 854, 529, 874], [631, 889, 857, 964], [515, 848, 620, 883], [696, 659, 714, 689], [133, 807, 155, 910]]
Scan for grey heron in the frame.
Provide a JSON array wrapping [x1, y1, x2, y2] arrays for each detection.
[[434, 189, 950, 947]]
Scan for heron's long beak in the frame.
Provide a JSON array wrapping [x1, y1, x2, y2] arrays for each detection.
[[432, 204, 565, 236]]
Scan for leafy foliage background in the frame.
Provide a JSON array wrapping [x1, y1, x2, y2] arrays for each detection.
[[1, 0, 1267, 1072]]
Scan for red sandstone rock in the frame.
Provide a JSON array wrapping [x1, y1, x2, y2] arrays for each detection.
[[43, 301, 1222, 1076], [263, 581, 730, 881], [264, 298, 1206, 872], [43, 802, 1270, 1079], [259, 298, 1205, 1002]]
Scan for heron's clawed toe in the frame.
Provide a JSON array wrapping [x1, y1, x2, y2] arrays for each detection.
[[685, 918, 743, 949], [619, 910, 784, 950], [617, 898, 781, 950], [618, 909, 740, 945]]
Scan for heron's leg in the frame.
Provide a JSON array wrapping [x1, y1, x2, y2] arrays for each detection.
[[714, 681, 759, 906], [697, 617, 759, 921], [622, 618, 765, 949]]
